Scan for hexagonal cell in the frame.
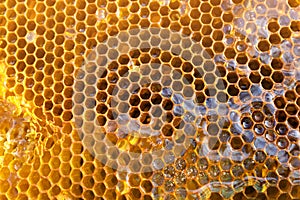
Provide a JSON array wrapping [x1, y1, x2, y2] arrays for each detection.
[[152, 172, 164, 187], [244, 186, 258, 198], [230, 136, 243, 149], [128, 160, 142, 173]]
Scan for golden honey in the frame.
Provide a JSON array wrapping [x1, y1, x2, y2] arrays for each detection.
[[0, 0, 300, 199]]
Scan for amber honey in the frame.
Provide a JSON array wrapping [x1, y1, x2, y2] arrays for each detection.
[[0, 0, 300, 199]]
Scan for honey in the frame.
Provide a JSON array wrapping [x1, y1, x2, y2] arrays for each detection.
[[0, 0, 300, 199]]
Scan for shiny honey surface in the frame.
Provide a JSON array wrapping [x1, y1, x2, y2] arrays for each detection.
[[0, 0, 300, 199]]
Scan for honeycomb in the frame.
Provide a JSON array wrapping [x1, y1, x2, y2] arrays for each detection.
[[0, 0, 300, 199]]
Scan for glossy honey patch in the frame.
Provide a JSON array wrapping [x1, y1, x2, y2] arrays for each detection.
[[0, 0, 300, 199]]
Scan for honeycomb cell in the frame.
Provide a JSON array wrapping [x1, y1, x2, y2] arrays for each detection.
[[244, 186, 257, 198]]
